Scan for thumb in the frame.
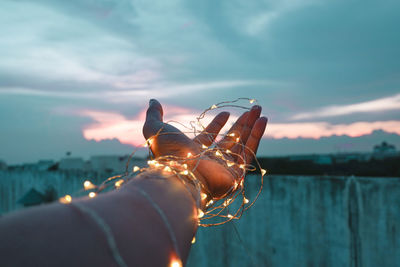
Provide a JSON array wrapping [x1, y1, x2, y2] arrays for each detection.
[[143, 99, 164, 140], [146, 99, 163, 122]]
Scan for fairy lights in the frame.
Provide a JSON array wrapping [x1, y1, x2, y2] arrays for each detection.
[[133, 166, 140, 172], [227, 161, 235, 167], [170, 258, 182, 267], [60, 195, 72, 204], [83, 180, 95, 190], [143, 137, 153, 147], [215, 150, 223, 157], [261, 169, 267, 176], [61, 97, 267, 230], [164, 166, 172, 172], [197, 209, 204, 218], [115, 179, 124, 188]]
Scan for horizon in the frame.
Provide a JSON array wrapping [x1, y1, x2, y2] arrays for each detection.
[[3, 129, 399, 165]]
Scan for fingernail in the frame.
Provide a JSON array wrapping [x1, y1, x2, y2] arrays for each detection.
[[149, 99, 156, 105]]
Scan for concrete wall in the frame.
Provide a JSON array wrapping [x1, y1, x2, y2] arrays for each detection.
[[0, 170, 104, 214], [1, 172, 399, 266], [188, 175, 400, 267]]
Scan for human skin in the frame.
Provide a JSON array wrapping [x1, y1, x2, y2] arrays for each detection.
[[0, 99, 267, 266]]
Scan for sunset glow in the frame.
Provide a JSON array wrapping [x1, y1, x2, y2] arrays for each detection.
[[79, 107, 400, 144]]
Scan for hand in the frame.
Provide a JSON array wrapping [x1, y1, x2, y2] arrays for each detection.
[[142, 99, 267, 198]]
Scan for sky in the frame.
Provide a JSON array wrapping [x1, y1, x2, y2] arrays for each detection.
[[0, 0, 399, 164]]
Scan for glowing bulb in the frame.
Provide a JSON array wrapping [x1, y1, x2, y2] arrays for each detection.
[[233, 181, 239, 189], [227, 161, 234, 167], [223, 199, 231, 207], [239, 164, 246, 170], [83, 180, 95, 190], [115, 179, 124, 188], [261, 169, 267, 176], [191, 236, 196, 244], [236, 137, 240, 142], [215, 150, 223, 157], [89, 192, 96, 198], [144, 138, 153, 147], [60, 195, 72, 204], [187, 152, 193, 158], [228, 133, 235, 137], [244, 197, 249, 204], [206, 200, 214, 206], [155, 163, 163, 168], [250, 99, 255, 104], [164, 166, 172, 172], [201, 192, 208, 201], [210, 104, 217, 110], [180, 170, 189, 175], [170, 259, 182, 267], [197, 209, 204, 218], [202, 144, 208, 149], [183, 163, 188, 169], [226, 149, 231, 154], [133, 166, 140, 172], [147, 160, 156, 166], [228, 214, 233, 219]]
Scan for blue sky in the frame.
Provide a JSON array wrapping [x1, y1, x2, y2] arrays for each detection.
[[1, 0, 399, 164]]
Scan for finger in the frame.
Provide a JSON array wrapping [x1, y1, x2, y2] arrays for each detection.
[[239, 105, 262, 145], [228, 105, 261, 160], [194, 112, 230, 146], [243, 117, 268, 164], [218, 111, 249, 149], [146, 99, 163, 122], [143, 99, 164, 140]]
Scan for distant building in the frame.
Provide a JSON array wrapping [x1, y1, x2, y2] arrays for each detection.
[[59, 157, 85, 171], [0, 160, 7, 170], [372, 141, 397, 159]]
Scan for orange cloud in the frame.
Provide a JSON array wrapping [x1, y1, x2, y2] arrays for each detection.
[[79, 106, 225, 146], [78, 107, 400, 145]]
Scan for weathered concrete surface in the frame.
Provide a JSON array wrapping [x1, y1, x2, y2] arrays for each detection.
[[188, 175, 400, 267], [0, 170, 104, 214]]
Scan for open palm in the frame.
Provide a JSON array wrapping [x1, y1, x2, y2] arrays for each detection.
[[142, 99, 267, 198]]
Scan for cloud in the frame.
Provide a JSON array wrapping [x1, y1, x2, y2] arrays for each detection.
[[78, 106, 227, 146], [267, 120, 400, 139], [0, 80, 262, 102], [78, 105, 400, 146], [291, 93, 400, 120]]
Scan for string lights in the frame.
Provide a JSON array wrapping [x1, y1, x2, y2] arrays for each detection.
[[60, 97, 267, 226], [58, 97, 267, 266]]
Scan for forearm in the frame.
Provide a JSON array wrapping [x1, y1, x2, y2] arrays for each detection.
[[0, 170, 198, 266]]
